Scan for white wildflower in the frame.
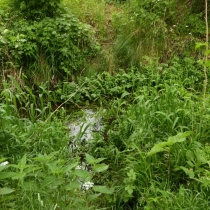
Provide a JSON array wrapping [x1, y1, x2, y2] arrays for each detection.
[[0, 161, 9, 166], [81, 181, 94, 191], [75, 164, 86, 170]]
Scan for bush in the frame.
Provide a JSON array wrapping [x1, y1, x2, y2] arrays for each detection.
[[0, 12, 99, 84]]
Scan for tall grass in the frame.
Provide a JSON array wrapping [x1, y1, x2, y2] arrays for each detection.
[[113, 0, 205, 68], [1, 55, 210, 210], [88, 59, 210, 208]]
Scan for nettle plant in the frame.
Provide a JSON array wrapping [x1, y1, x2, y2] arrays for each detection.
[[0, 101, 113, 209]]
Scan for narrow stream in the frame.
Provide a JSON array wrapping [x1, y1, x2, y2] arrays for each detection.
[[68, 109, 102, 191]]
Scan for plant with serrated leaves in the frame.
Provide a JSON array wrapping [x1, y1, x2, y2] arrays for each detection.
[[0, 151, 112, 209]]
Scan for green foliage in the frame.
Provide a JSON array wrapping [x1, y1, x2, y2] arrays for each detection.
[[54, 56, 208, 106], [63, 0, 106, 29], [1, 57, 210, 209], [85, 60, 210, 208], [113, 0, 205, 67], [55, 67, 144, 104], [0, 103, 112, 209], [143, 186, 210, 209], [1, 0, 210, 209], [12, 0, 62, 19], [0, 12, 99, 83], [0, 151, 110, 209], [147, 132, 191, 156]]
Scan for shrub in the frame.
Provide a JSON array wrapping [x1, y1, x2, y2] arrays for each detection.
[[0, 12, 100, 84]]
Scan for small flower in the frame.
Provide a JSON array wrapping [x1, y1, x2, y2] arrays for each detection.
[[75, 162, 87, 170], [173, 25, 176, 27], [0, 161, 9, 166], [186, 25, 189, 28], [82, 181, 94, 191], [189, 33, 192, 35]]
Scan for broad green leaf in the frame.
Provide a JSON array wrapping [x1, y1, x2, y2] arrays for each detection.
[[147, 143, 169, 156], [186, 160, 195, 167], [121, 91, 130, 99], [167, 131, 192, 143], [94, 158, 106, 164], [48, 152, 59, 160], [19, 154, 27, 170], [85, 153, 106, 165], [194, 149, 207, 167], [93, 164, 109, 173], [148, 132, 191, 156], [24, 166, 41, 174], [85, 153, 96, 164], [195, 42, 207, 49], [127, 169, 136, 181], [0, 172, 16, 179], [125, 185, 135, 195], [186, 150, 195, 161], [198, 59, 204, 65], [74, 169, 90, 179], [175, 166, 194, 178], [34, 152, 58, 163], [205, 49, 210, 56], [63, 162, 79, 173], [41, 175, 57, 188], [205, 60, 210, 67], [92, 185, 114, 194], [51, 178, 63, 188], [47, 161, 60, 174], [0, 188, 15, 195], [88, 193, 101, 200], [65, 181, 80, 190], [12, 172, 26, 182]]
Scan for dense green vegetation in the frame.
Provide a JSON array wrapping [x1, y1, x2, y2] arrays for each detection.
[[0, 0, 210, 209]]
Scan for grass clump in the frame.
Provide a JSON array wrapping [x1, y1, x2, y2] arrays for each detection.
[[113, 0, 206, 68]]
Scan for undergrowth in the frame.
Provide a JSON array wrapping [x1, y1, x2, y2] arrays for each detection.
[[1, 56, 210, 209], [1, 0, 210, 209], [0, 6, 99, 86]]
